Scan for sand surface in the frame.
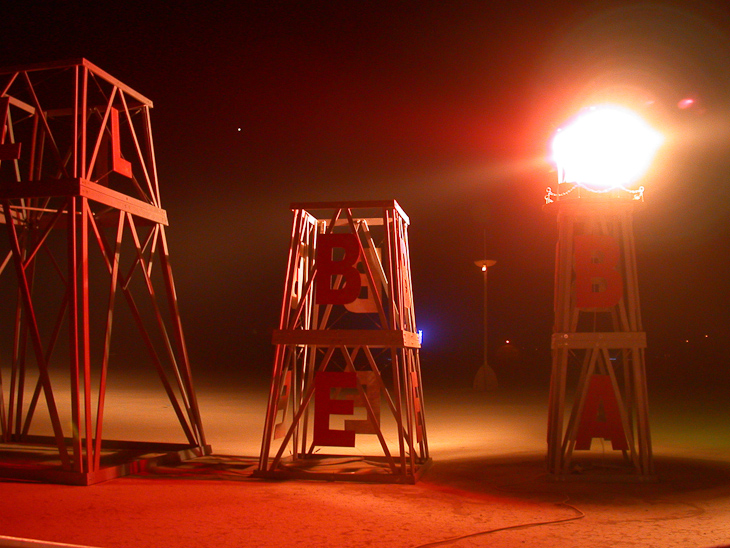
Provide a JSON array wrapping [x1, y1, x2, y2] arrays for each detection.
[[1, 379, 730, 548]]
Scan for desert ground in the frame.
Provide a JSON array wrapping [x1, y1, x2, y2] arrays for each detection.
[[1, 368, 730, 548]]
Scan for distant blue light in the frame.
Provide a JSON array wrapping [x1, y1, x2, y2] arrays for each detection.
[[418, 330, 423, 344]]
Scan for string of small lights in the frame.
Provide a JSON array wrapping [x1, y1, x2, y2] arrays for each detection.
[[545, 184, 644, 204]]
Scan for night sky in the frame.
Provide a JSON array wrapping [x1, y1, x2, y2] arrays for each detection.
[[3, 1, 730, 389]]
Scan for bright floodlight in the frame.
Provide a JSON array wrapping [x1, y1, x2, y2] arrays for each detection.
[[552, 105, 663, 191]]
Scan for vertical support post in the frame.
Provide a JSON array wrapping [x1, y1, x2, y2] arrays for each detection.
[[68, 196, 82, 472], [81, 197, 93, 472]]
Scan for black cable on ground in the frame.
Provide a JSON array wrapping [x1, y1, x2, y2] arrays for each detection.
[[412, 498, 586, 548]]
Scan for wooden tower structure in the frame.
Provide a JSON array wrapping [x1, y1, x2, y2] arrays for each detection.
[[256, 201, 430, 483], [545, 186, 653, 480], [0, 59, 208, 485]]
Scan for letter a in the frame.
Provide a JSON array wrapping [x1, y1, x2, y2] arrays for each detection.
[[575, 374, 628, 451]]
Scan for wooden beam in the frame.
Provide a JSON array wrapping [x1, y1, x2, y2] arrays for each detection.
[[290, 200, 410, 225], [0, 59, 153, 108], [6, 95, 36, 115], [273, 329, 421, 349], [0, 178, 168, 225]]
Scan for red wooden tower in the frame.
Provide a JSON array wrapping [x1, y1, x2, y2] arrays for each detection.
[[545, 105, 660, 480], [546, 191, 653, 479], [0, 59, 208, 484], [257, 201, 430, 483]]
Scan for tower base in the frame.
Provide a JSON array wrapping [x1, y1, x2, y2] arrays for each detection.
[[0, 437, 211, 486], [253, 455, 432, 484]]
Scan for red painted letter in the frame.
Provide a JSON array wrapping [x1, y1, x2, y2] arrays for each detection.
[[344, 371, 381, 434], [110, 107, 133, 178], [344, 248, 382, 314], [575, 374, 628, 451], [313, 371, 357, 447], [316, 233, 361, 305], [574, 234, 623, 309]]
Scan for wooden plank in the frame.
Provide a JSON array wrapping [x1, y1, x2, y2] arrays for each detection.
[[45, 102, 147, 119], [0, 58, 87, 75], [333, 218, 384, 226], [0, 59, 153, 108], [272, 329, 421, 348], [291, 199, 399, 210], [81, 59, 153, 107], [0, 439, 210, 486], [6, 95, 36, 115], [290, 200, 410, 225], [547, 349, 568, 474], [0, 178, 168, 225], [19, 435, 209, 453], [552, 331, 646, 349]]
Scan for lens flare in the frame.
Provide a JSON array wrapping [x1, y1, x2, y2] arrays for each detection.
[[552, 105, 664, 190]]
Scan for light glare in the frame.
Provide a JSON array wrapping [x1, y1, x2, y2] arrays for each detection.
[[552, 105, 663, 190]]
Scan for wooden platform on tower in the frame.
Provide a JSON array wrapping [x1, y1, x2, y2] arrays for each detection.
[[0, 59, 209, 485], [256, 201, 430, 483], [546, 194, 654, 481]]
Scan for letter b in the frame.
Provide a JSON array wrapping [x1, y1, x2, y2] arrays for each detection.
[[316, 233, 362, 305], [574, 234, 623, 309]]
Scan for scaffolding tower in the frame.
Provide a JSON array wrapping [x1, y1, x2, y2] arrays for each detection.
[[0, 59, 208, 485], [546, 189, 653, 480], [256, 201, 430, 483]]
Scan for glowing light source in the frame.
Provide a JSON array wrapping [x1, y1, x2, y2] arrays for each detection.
[[474, 259, 496, 271], [551, 105, 663, 192]]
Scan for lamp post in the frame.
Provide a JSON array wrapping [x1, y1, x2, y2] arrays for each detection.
[[545, 104, 662, 479], [473, 259, 497, 391]]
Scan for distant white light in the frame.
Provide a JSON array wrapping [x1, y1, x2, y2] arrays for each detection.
[[418, 330, 423, 344], [552, 105, 663, 190]]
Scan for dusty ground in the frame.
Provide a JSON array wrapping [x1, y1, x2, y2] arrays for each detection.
[[1, 378, 730, 548]]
